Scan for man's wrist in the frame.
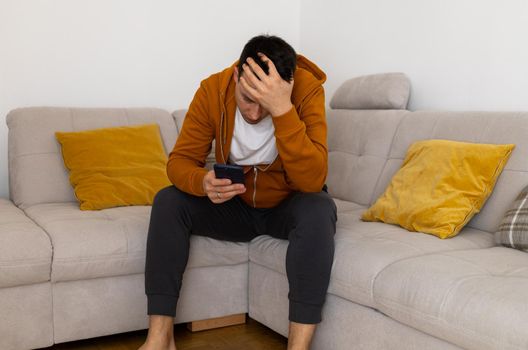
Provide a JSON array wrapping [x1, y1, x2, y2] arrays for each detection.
[[271, 103, 293, 117]]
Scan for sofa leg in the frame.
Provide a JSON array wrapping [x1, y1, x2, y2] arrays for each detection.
[[186, 313, 247, 332]]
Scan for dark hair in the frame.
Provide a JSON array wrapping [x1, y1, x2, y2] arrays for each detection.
[[237, 35, 297, 82]]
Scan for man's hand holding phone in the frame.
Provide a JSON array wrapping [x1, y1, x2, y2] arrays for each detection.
[[203, 168, 246, 204]]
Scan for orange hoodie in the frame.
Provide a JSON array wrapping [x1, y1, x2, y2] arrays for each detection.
[[167, 55, 327, 208]]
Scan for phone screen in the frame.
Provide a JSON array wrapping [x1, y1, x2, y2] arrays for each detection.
[[213, 164, 245, 184]]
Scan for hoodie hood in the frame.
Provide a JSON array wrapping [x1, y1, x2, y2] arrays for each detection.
[[296, 54, 327, 84], [290, 54, 327, 106]]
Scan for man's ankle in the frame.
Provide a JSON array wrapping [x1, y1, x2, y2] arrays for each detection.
[[147, 315, 175, 342], [287, 321, 316, 350]]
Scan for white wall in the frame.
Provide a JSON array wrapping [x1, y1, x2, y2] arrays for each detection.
[[0, 0, 300, 198], [3, 1, 528, 199], [301, 0, 528, 111]]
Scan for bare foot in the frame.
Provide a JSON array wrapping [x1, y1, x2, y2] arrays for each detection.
[[138, 334, 177, 350]]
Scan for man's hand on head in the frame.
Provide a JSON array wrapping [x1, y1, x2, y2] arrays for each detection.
[[203, 170, 246, 204], [239, 53, 294, 117]]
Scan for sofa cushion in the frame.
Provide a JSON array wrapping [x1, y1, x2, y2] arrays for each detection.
[[330, 73, 411, 110], [7, 107, 178, 210], [249, 198, 496, 308], [495, 184, 528, 251], [362, 139, 514, 239], [24, 202, 249, 282], [55, 124, 171, 210], [373, 247, 528, 350], [0, 199, 52, 288]]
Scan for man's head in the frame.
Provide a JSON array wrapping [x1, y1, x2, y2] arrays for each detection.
[[233, 35, 297, 124]]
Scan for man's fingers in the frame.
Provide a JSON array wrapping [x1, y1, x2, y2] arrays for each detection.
[[239, 76, 260, 100], [221, 188, 245, 198], [245, 57, 268, 82], [209, 187, 246, 204], [206, 179, 245, 194], [210, 178, 231, 186], [204, 177, 229, 194], [216, 183, 245, 194], [257, 52, 280, 77], [242, 63, 264, 90]]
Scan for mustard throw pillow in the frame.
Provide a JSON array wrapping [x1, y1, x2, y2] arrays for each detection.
[[55, 124, 171, 210], [361, 140, 515, 239]]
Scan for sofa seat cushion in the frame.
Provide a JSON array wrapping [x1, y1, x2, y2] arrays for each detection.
[[24, 202, 249, 282], [0, 199, 52, 288], [249, 198, 496, 308], [373, 247, 528, 350]]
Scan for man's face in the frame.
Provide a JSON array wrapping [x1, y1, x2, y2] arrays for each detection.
[[233, 67, 270, 124]]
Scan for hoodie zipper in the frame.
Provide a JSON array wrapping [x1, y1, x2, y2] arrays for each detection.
[[251, 160, 276, 208], [253, 166, 258, 208], [219, 92, 227, 164], [219, 111, 227, 164]]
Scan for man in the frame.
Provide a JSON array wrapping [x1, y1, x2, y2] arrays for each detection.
[[139, 35, 337, 350]]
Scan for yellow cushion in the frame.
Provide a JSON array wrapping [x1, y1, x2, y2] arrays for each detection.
[[361, 139, 515, 239], [55, 124, 171, 210]]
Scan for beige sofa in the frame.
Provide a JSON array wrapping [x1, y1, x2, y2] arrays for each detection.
[[2, 74, 528, 350]]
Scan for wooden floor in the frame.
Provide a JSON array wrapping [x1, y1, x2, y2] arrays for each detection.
[[40, 316, 287, 350]]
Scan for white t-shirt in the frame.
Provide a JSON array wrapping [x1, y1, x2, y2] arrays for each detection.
[[229, 107, 278, 165]]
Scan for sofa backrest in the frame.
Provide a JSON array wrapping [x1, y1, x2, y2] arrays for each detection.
[[326, 109, 409, 205], [7, 107, 178, 209], [328, 74, 528, 233], [325, 73, 411, 206]]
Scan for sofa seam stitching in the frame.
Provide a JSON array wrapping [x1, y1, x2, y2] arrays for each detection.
[[368, 112, 408, 205], [55, 253, 144, 262], [0, 259, 51, 266], [330, 149, 386, 159]]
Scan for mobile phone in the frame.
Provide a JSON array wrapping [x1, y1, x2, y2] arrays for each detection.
[[213, 163, 245, 184]]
